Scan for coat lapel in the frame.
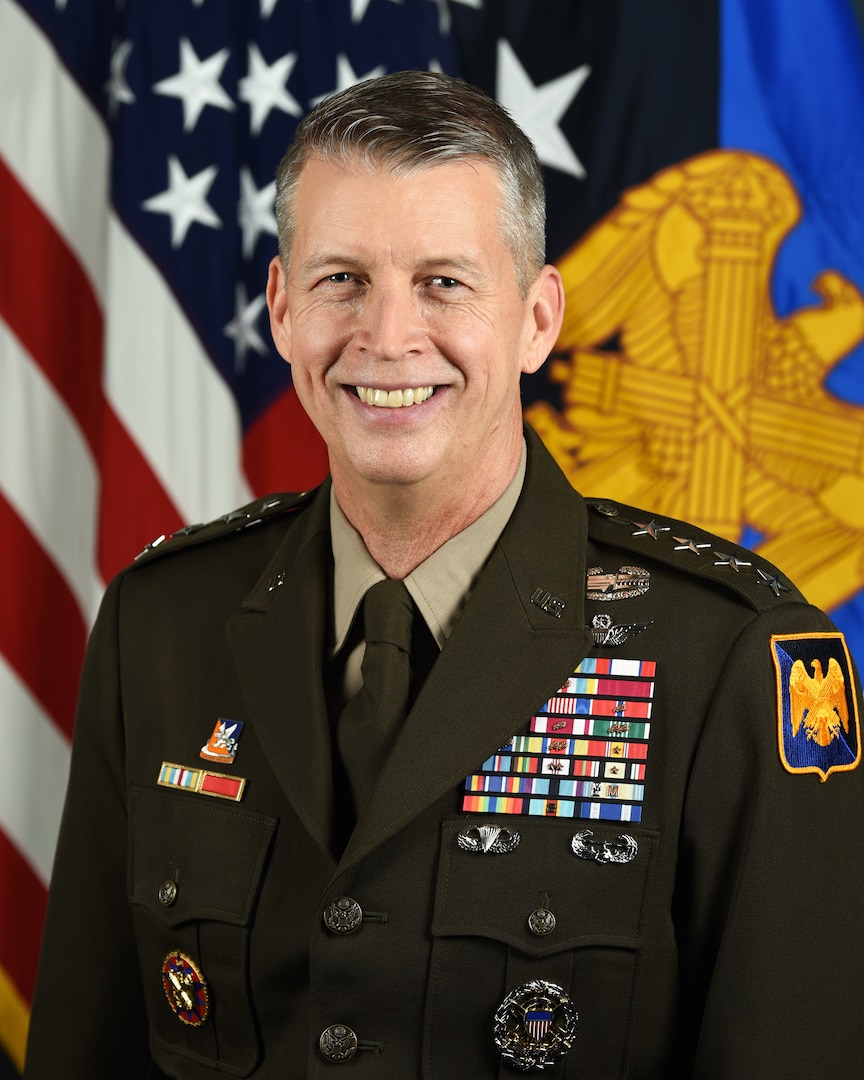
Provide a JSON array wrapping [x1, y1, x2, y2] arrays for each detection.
[[227, 483, 337, 860], [342, 432, 593, 868]]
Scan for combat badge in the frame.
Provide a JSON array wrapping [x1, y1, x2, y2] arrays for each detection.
[[494, 980, 577, 1071], [571, 828, 638, 864], [162, 950, 209, 1026], [586, 566, 649, 601], [771, 632, 861, 781], [200, 718, 244, 764]]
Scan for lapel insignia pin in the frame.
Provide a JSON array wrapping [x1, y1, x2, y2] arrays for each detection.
[[494, 980, 577, 1071], [200, 718, 244, 764], [587, 565, 650, 601], [589, 613, 651, 646], [531, 588, 566, 618], [267, 572, 285, 592], [457, 824, 520, 854], [162, 951, 209, 1026], [571, 828, 638, 864]]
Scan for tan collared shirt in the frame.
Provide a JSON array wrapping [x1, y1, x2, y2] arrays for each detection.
[[330, 442, 526, 702]]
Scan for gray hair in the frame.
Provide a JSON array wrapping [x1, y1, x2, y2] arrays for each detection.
[[274, 70, 546, 296]]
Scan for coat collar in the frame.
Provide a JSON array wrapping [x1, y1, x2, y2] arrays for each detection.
[[229, 429, 593, 868]]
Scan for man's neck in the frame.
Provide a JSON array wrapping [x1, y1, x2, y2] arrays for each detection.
[[332, 459, 520, 580]]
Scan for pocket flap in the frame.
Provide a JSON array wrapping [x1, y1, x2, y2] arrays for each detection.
[[432, 817, 658, 956], [129, 786, 276, 927]]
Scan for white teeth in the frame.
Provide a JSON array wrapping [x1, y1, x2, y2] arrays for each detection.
[[356, 385, 435, 408]]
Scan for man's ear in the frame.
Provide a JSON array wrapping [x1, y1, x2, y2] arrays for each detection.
[[266, 256, 292, 362], [520, 264, 565, 376]]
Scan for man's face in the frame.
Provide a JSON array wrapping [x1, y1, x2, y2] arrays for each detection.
[[267, 156, 561, 501]]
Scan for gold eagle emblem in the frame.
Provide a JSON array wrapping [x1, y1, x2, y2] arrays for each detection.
[[789, 657, 849, 747], [529, 150, 864, 615]]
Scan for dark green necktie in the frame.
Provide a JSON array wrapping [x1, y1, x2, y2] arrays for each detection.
[[337, 578, 415, 819]]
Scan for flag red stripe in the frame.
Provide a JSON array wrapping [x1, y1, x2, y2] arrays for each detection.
[[0, 156, 103, 457], [0, 493, 85, 740], [242, 387, 328, 497], [0, 157, 186, 582], [0, 830, 47, 1007], [96, 407, 184, 581]]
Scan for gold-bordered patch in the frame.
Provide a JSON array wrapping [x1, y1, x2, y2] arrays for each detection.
[[771, 632, 861, 781]]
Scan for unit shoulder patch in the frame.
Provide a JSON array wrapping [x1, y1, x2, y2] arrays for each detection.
[[771, 632, 861, 781], [585, 499, 803, 612], [131, 489, 317, 568]]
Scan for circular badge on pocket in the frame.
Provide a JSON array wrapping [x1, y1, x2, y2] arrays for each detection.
[[161, 950, 210, 1026], [494, 979, 577, 1070]]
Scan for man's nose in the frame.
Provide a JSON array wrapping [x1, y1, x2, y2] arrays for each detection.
[[358, 285, 424, 360]]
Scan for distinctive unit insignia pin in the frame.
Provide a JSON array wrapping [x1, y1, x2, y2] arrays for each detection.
[[571, 828, 638, 864], [456, 824, 520, 854], [586, 565, 650, 601], [161, 951, 209, 1026], [494, 980, 577, 1071], [200, 718, 244, 764]]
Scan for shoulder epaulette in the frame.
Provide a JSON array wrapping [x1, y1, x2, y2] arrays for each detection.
[[585, 498, 805, 613], [131, 489, 317, 568]]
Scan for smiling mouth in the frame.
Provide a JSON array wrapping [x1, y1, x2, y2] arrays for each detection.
[[355, 386, 435, 408]]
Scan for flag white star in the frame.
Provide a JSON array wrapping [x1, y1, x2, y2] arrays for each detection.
[[224, 284, 268, 372], [142, 156, 222, 248], [238, 168, 278, 260], [351, 0, 401, 24], [310, 54, 386, 107], [261, 0, 280, 15], [425, 0, 483, 36], [495, 39, 590, 179], [153, 37, 235, 133], [238, 44, 301, 135], [105, 40, 135, 116]]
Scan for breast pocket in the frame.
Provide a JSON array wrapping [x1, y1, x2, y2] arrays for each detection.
[[128, 786, 277, 1076], [427, 817, 658, 1079]]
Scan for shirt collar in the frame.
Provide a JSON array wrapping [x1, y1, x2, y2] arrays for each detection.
[[330, 440, 526, 655]]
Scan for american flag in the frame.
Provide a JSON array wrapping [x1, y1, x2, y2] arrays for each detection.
[[2, 0, 864, 1074]]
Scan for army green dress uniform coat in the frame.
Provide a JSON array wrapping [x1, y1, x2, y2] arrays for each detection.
[[25, 429, 864, 1078]]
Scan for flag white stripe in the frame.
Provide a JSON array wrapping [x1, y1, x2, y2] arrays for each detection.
[[0, 655, 71, 888], [0, 318, 104, 626], [104, 216, 252, 522], [1, 0, 252, 525], [0, 0, 108, 296]]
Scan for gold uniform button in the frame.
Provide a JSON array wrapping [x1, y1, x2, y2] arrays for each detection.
[[319, 1024, 358, 1062], [323, 896, 363, 934]]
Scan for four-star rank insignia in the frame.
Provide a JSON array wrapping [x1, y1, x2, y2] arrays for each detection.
[[771, 633, 861, 781]]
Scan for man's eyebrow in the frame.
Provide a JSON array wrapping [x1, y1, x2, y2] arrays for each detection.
[[295, 253, 361, 277]]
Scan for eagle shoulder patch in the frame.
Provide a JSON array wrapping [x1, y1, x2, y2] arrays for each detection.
[[771, 632, 861, 781]]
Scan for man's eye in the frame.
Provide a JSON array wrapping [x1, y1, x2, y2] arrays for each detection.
[[327, 272, 354, 284], [431, 276, 461, 289]]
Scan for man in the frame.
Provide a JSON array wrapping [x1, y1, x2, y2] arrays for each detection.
[[26, 71, 864, 1078]]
